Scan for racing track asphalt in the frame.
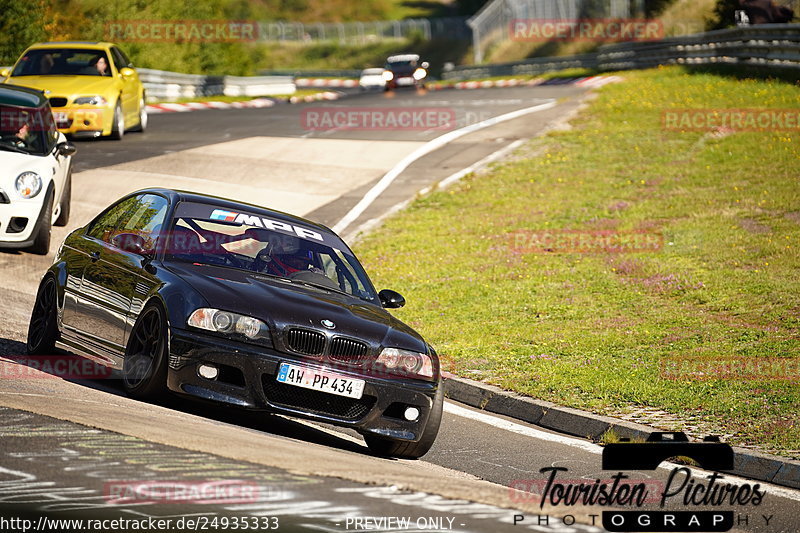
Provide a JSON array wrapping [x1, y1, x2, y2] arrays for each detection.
[[1, 84, 798, 532]]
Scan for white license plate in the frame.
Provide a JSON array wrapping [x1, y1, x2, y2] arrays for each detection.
[[276, 362, 365, 399], [396, 78, 413, 86]]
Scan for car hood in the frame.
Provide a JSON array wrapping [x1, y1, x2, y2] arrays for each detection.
[[0, 150, 52, 185], [5, 75, 117, 99], [167, 262, 428, 352]]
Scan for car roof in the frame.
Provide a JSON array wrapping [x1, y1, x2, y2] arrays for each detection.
[[139, 188, 340, 236], [387, 54, 420, 63], [27, 41, 115, 50], [0, 84, 48, 108]]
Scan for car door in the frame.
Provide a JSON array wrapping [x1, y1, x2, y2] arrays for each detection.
[[109, 46, 139, 124], [62, 195, 137, 334], [73, 193, 168, 364]]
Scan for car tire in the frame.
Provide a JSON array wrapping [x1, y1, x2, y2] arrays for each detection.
[[122, 303, 168, 400], [129, 96, 147, 133], [27, 275, 59, 355], [28, 188, 53, 255], [54, 167, 71, 227], [363, 391, 443, 459], [110, 101, 124, 140]]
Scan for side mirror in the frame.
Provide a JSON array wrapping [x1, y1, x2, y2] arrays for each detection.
[[120, 67, 135, 78], [0, 68, 10, 78], [57, 141, 77, 157], [421, 61, 430, 69], [112, 232, 147, 255], [378, 289, 405, 309]]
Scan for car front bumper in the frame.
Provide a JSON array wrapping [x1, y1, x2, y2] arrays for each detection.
[[167, 328, 440, 442], [52, 105, 110, 137], [0, 193, 47, 247]]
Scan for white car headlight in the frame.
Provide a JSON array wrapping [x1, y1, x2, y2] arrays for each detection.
[[376, 347, 434, 379], [413, 68, 427, 80], [15, 172, 42, 199], [382, 71, 394, 81], [74, 96, 107, 105], [187, 308, 269, 341]]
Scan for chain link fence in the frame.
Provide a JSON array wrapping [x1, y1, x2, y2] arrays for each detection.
[[468, 0, 646, 62], [257, 17, 471, 44]]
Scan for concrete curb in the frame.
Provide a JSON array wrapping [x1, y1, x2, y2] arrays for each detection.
[[146, 91, 346, 114], [443, 375, 800, 490]]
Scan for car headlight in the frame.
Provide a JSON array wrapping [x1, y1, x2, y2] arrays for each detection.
[[15, 172, 42, 199], [382, 71, 394, 81], [375, 347, 434, 379], [413, 68, 427, 80], [188, 308, 271, 344], [74, 96, 107, 105]]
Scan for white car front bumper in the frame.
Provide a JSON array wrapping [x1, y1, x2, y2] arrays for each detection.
[[0, 189, 47, 247]]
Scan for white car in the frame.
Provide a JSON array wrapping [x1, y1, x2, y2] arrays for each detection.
[[0, 84, 76, 254], [359, 68, 387, 91]]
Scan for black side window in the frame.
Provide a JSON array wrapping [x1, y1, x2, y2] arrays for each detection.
[[86, 196, 140, 243], [117, 194, 168, 247], [111, 47, 131, 69]]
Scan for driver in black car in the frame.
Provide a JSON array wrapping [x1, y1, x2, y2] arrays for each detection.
[[256, 240, 319, 277]]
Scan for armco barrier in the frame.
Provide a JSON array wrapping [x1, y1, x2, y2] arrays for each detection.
[[443, 23, 800, 79], [136, 68, 295, 101]]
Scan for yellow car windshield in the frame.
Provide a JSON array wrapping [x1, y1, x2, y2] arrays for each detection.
[[12, 49, 112, 77]]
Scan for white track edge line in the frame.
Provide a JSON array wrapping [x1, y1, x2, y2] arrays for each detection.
[[445, 402, 800, 500], [331, 100, 557, 234]]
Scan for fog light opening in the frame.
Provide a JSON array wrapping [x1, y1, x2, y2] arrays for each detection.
[[198, 364, 219, 380], [404, 407, 420, 421]]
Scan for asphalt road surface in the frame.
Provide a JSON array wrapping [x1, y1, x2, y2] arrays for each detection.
[[1, 85, 798, 533]]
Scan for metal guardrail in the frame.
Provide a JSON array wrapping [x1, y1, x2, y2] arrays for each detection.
[[137, 68, 295, 101], [443, 23, 800, 79], [258, 69, 363, 78]]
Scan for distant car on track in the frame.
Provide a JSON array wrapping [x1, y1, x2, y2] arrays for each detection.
[[0, 84, 76, 254], [1, 41, 147, 139], [383, 54, 428, 91], [27, 188, 443, 458], [359, 68, 387, 91]]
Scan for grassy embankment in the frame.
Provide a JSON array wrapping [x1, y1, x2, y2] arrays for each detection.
[[354, 66, 800, 457]]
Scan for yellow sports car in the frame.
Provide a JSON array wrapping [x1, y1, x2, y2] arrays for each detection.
[[1, 41, 147, 140]]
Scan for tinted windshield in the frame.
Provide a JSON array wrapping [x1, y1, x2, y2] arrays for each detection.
[[165, 202, 378, 302], [0, 105, 57, 155], [12, 49, 112, 77], [386, 60, 417, 69]]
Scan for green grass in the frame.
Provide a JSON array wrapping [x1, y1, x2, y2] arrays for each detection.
[[354, 66, 800, 458]]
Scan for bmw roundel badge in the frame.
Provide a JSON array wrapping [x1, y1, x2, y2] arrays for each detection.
[[321, 319, 336, 329]]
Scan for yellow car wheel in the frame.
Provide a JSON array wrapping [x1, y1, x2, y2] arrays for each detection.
[[110, 102, 124, 140], [130, 97, 147, 133]]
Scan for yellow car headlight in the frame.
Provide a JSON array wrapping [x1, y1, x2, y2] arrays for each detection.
[[74, 96, 107, 106]]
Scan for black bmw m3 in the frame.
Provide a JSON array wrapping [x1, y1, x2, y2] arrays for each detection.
[[27, 188, 443, 458]]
